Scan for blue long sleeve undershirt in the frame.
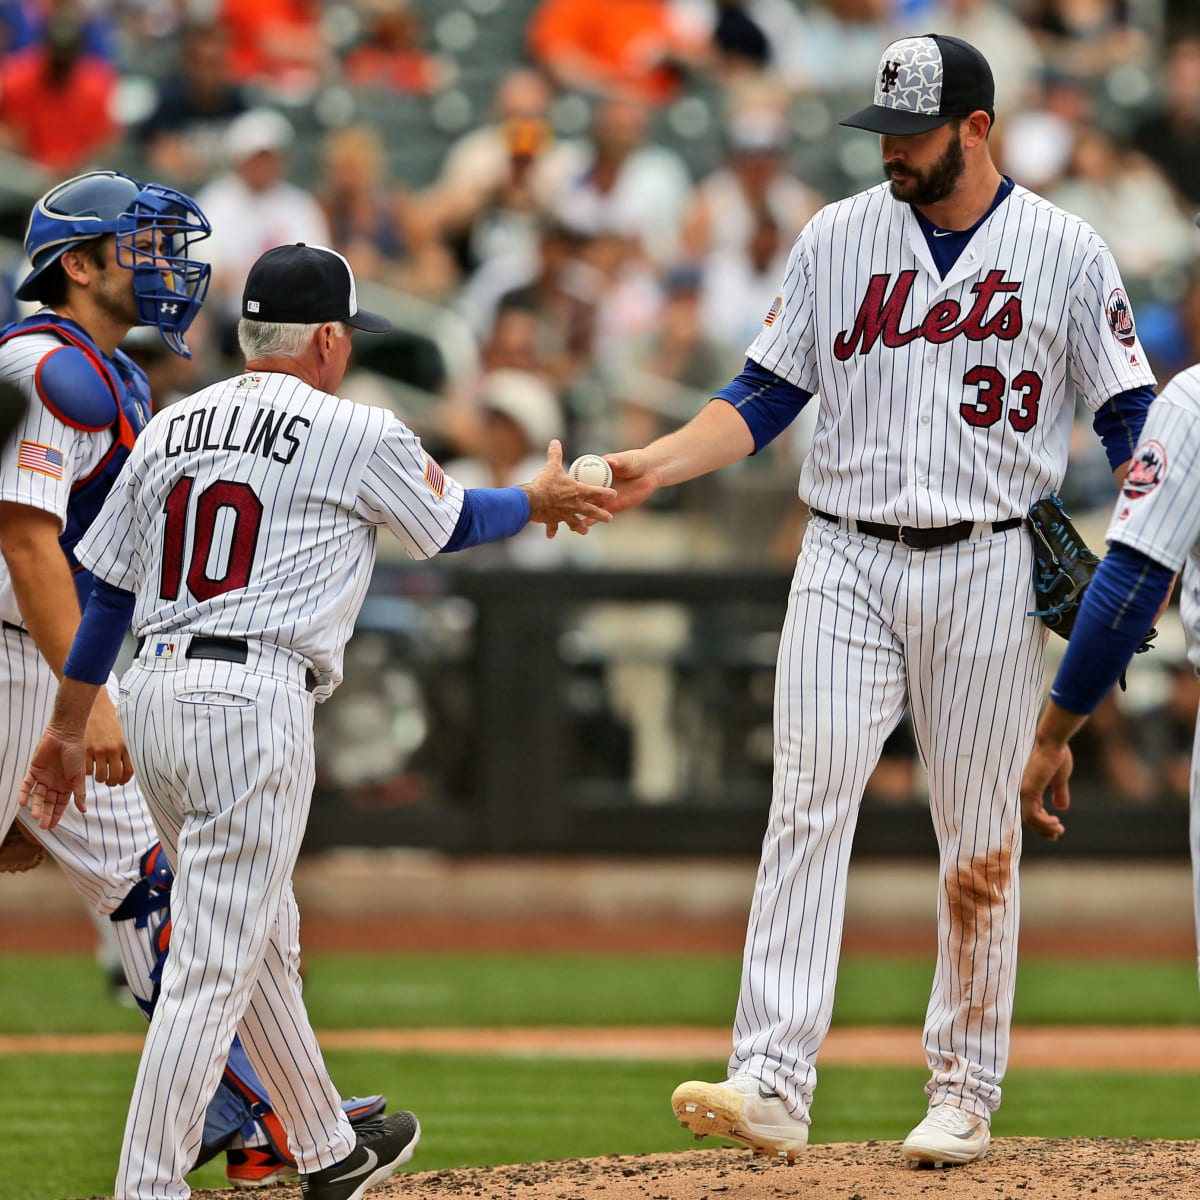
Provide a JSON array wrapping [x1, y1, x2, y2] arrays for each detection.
[[714, 360, 813, 451], [1049, 541, 1174, 715], [441, 486, 530, 552], [64, 576, 136, 685], [1093, 386, 1154, 472]]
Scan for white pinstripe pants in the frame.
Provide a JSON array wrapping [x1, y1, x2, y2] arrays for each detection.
[[114, 656, 353, 1200], [732, 518, 1044, 1123]]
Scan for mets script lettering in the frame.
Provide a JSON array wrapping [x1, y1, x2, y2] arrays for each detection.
[[833, 270, 1023, 359]]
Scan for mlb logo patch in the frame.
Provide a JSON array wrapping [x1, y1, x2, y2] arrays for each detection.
[[17, 441, 64, 479], [764, 295, 783, 327], [153, 642, 176, 659]]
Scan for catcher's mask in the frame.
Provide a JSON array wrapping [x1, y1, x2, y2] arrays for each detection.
[[16, 169, 212, 359]]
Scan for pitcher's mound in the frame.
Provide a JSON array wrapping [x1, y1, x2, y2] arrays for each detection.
[[202, 1139, 1199, 1200]]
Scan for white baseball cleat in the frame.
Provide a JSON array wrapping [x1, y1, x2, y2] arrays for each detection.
[[671, 1074, 809, 1162], [901, 1104, 990, 1167]]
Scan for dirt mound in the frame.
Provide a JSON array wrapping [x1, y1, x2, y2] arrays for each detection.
[[190, 1140, 1200, 1200]]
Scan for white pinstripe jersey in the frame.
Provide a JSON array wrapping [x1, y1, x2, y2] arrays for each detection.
[[0, 330, 119, 626], [75, 370, 465, 689], [747, 182, 1156, 524], [1104, 365, 1200, 671]]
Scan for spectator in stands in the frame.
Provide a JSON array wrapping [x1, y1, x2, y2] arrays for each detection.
[[998, 68, 1094, 191], [316, 123, 456, 301], [926, 0, 1045, 117], [682, 98, 821, 351], [1025, 0, 1150, 90], [193, 107, 330, 349], [138, 20, 249, 187], [342, 0, 446, 94], [1131, 33, 1200, 209], [1134, 656, 1200, 804], [528, 0, 709, 105], [771, 0, 900, 98], [707, 0, 773, 85], [460, 220, 598, 385], [219, 0, 328, 100], [442, 369, 572, 567], [1046, 124, 1195, 297], [611, 264, 742, 450], [425, 69, 566, 288], [0, 0, 114, 59], [537, 91, 693, 268], [0, 0, 117, 173]]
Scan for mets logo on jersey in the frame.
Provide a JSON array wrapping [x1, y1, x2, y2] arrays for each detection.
[[1122, 440, 1166, 500], [1106, 289, 1136, 347], [763, 295, 783, 327]]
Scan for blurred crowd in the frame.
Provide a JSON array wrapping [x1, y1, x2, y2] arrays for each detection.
[[0, 0, 1197, 804]]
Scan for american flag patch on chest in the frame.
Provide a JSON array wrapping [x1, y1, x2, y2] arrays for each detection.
[[18, 441, 63, 478], [764, 295, 783, 327], [424, 455, 446, 497]]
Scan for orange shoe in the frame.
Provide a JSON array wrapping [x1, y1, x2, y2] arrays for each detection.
[[225, 1146, 298, 1189]]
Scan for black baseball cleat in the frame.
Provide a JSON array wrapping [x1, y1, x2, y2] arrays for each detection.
[[299, 1111, 421, 1200]]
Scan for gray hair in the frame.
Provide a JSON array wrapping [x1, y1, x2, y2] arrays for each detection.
[[236, 319, 348, 361]]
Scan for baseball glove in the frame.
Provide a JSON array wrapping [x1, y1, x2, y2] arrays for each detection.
[[1026, 491, 1157, 658], [0, 822, 46, 874]]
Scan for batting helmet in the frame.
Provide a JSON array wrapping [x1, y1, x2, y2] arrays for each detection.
[[16, 170, 212, 358]]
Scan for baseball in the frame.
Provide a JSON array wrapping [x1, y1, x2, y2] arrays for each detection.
[[568, 453, 613, 488]]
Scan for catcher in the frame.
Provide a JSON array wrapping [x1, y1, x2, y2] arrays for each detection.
[[0, 170, 383, 1187]]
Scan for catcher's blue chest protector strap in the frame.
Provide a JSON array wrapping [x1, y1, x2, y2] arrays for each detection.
[[0, 313, 152, 607]]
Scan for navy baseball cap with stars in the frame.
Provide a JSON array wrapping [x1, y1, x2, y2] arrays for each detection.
[[840, 34, 995, 136]]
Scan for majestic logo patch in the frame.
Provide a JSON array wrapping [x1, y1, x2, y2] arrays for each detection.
[[1106, 288, 1136, 347], [1122, 439, 1166, 499], [764, 295, 782, 327]]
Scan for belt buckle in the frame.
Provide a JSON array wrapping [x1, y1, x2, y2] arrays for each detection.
[[898, 526, 913, 548]]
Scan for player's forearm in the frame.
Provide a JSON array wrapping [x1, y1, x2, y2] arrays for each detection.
[[641, 400, 756, 488], [0, 510, 82, 677], [46, 675, 104, 742], [1032, 699, 1088, 750]]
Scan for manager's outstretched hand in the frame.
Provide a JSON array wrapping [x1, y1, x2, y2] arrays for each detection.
[[521, 439, 616, 538], [20, 727, 87, 831]]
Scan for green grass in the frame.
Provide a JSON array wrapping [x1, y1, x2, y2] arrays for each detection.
[[6, 952, 1189, 1034], [2, 952, 1198, 1198], [3, 1052, 1200, 1200]]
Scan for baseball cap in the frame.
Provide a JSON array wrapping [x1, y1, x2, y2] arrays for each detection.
[[840, 34, 994, 136], [225, 107, 294, 163], [241, 243, 391, 333]]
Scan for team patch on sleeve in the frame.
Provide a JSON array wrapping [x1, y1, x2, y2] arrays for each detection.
[[1121, 439, 1166, 500], [423, 454, 446, 497], [1106, 288, 1136, 348], [17, 440, 64, 478], [763, 295, 783, 327]]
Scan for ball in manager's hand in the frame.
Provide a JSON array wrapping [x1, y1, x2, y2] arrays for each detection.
[[568, 453, 613, 488]]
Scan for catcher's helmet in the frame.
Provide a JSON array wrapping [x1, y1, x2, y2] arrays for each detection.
[[16, 169, 212, 358]]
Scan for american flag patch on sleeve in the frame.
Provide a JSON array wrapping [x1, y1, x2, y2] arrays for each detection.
[[763, 295, 783, 327], [18, 441, 64, 479], [424, 454, 446, 497]]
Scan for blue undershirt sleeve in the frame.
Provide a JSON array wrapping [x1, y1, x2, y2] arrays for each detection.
[[441, 486, 530, 553], [1093, 385, 1155, 472], [715, 360, 814, 452], [63, 576, 136, 686], [1049, 541, 1174, 715]]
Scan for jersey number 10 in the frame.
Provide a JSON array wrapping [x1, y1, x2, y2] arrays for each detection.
[[159, 476, 263, 602]]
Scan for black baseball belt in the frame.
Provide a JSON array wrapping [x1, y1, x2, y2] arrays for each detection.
[[135, 635, 317, 692], [809, 509, 1023, 551]]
